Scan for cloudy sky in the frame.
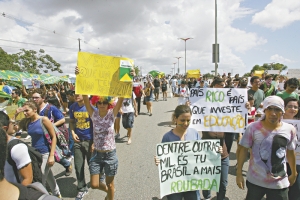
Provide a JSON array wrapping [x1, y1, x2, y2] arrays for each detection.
[[0, 0, 299, 76]]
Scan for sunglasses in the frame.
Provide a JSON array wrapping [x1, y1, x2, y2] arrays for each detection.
[[97, 101, 108, 105]]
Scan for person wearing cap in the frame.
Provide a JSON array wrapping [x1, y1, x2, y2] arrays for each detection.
[[236, 96, 298, 200]]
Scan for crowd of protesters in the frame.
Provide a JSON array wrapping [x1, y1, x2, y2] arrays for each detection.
[[0, 70, 300, 200]]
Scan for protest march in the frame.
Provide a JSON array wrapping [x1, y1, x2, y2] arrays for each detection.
[[1, 1, 300, 200]]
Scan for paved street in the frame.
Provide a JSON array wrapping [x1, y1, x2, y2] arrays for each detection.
[[25, 95, 252, 200]]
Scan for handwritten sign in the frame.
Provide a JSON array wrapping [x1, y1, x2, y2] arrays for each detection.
[[282, 120, 300, 165], [189, 88, 248, 132], [76, 52, 134, 98], [156, 140, 221, 198]]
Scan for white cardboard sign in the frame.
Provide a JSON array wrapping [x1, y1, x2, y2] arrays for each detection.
[[156, 140, 221, 198], [282, 119, 300, 165], [189, 88, 248, 132]]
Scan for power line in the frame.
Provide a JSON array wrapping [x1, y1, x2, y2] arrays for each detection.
[[1, 12, 111, 54], [2, 12, 79, 41], [0, 44, 76, 54], [0, 38, 78, 50]]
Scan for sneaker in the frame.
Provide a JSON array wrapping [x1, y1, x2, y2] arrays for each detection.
[[65, 163, 73, 176], [75, 190, 88, 200], [115, 133, 120, 139]]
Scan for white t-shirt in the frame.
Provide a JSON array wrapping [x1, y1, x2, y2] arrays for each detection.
[[4, 138, 31, 184], [171, 79, 178, 87], [176, 86, 190, 105], [278, 82, 285, 91], [122, 92, 136, 113]]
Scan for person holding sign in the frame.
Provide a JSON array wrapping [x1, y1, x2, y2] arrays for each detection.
[[154, 105, 200, 200], [82, 95, 123, 200], [154, 105, 223, 200], [237, 96, 297, 200], [201, 77, 230, 200], [283, 97, 300, 200]]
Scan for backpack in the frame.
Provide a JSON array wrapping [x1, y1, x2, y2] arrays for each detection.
[[39, 117, 71, 162], [43, 104, 69, 142], [133, 85, 142, 98], [7, 139, 43, 184]]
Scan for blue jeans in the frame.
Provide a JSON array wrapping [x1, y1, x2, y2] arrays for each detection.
[[287, 163, 300, 200], [68, 128, 74, 156], [202, 157, 229, 200], [58, 156, 71, 168]]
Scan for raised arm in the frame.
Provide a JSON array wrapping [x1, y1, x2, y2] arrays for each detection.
[[83, 95, 94, 117]]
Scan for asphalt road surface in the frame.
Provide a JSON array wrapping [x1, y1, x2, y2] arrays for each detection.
[[22, 95, 252, 200]]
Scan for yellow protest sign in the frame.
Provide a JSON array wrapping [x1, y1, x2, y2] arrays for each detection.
[[253, 70, 264, 78], [187, 69, 200, 78], [76, 52, 134, 98]]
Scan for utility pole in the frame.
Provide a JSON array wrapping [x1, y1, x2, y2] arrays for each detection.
[[178, 38, 193, 74], [214, 0, 218, 76], [175, 57, 182, 74], [173, 62, 177, 75], [78, 38, 81, 51]]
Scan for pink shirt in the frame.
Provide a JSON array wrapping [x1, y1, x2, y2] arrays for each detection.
[[91, 109, 116, 151]]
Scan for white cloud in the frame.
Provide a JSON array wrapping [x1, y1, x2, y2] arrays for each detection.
[[270, 54, 293, 63], [252, 0, 300, 30], [0, 0, 266, 76]]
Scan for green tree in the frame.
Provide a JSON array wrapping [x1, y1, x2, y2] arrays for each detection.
[[134, 65, 140, 76], [0, 48, 20, 71], [242, 72, 251, 77], [202, 73, 214, 79], [250, 63, 287, 73], [14, 49, 63, 74]]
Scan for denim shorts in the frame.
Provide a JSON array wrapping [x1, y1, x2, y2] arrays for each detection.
[[89, 149, 118, 177], [122, 112, 134, 129]]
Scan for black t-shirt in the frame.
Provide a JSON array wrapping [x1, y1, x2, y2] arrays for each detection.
[[12, 183, 44, 200], [187, 81, 195, 89], [153, 79, 160, 87]]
